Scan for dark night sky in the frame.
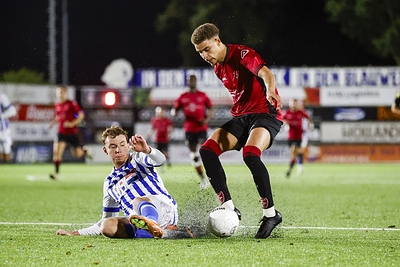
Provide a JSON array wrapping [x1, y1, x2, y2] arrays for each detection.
[[0, 1, 396, 85]]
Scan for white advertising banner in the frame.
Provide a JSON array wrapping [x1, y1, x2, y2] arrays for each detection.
[[10, 122, 58, 141], [320, 86, 398, 106], [321, 122, 400, 143], [137, 67, 400, 88], [0, 84, 75, 104]]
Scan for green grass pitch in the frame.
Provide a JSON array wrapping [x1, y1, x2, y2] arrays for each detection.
[[0, 162, 399, 266]]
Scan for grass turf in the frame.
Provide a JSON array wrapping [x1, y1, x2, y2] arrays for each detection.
[[0, 162, 399, 266]]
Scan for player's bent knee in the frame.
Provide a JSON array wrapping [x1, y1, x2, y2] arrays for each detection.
[[100, 217, 119, 238]]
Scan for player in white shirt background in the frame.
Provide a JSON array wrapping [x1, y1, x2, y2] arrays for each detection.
[[0, 92, 17, 163], [56, 126, 193, 239]]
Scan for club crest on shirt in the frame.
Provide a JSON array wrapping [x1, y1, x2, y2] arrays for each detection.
[[125, 169, 136, 180], [241, 49, 249, 59]]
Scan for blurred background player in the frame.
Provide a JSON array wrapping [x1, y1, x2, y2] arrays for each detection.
[[49, 86, 92, 179], [56, 126, 192, 239], [298, 101, 313, 175], [171, 75, 215, 189], [283, 98, 311, 177], [391, 91, 400, 115], [0, 92, 17, 163], [147, 106, 173, 167]]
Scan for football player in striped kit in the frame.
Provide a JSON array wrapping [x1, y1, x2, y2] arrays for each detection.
[[0, 92, 17, 163], [56, 126, 192, 239]]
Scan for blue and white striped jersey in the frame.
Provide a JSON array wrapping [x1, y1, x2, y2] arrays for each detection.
[[78, 148, 177, 236], [104, 149, 176, 216], [0, 93, 16, 132]]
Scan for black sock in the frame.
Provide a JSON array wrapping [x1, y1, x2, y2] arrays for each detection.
[[243, 155, 274, 208], [199, 147, 231, 202]]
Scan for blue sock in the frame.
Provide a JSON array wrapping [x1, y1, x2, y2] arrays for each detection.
[[135, 229, 154, 238], [137, 201, 159, 222], [124, 223, 136, 238]]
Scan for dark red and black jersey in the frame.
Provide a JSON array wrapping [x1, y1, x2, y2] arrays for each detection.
[[214, 44, 282, 121]]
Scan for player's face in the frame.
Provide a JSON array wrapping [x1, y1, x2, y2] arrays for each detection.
[[188, 76, 197, 89], [194, 38, 223, 66], [103, 134, 130, 168], [155, 107, 164, 118], [56, 88, 68, 103]]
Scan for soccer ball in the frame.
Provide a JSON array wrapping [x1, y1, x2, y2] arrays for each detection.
[[207, 206, 239, 238]]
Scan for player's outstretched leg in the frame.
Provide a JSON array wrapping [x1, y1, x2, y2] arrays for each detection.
[[162, 224, 194, 239], [129, 215, 163, 238]]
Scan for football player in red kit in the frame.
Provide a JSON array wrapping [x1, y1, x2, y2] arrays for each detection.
[[148, 106, 173, 167], [282, 99, 311, 177], [191, 23, 283, 238], [49, 86, 92, 179], [171, 75, 214, 189]]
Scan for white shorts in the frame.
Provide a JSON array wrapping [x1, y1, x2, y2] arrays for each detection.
[[148, 195, 178, 229], [0, 129, 12, 154], [126, 195, 178, 229]]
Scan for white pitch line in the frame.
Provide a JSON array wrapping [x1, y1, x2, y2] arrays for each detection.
[[0, 222, 398, 231], [241, 225, 400, 231]]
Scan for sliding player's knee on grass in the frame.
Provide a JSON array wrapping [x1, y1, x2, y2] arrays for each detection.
[[101, 217, 135, 238], [100, 217, 119, 237]]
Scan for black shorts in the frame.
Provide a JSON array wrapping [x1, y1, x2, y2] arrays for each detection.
[[288, 139, 302, 148], [56, 133, 81, 148], [156, 142, 169, 152], [185, 131, 208, 146], [220, 113, 283, 150]]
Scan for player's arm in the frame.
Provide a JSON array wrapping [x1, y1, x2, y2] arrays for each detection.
[[391, 102, 400, 115], [57, 188, 120, 236], [170, 107, 180, 117], [64, 110, 85, 128], [130, 134, 166, 165], [203, 104, 215, 125], [171, 100, 182, 117], [0, 100, 16, 119], [147, 126, 154, 139], [258, 66, 282, 110], [49, 116, 59, 129], [56, 219, 102, 236], [168, 123, 174, 137]]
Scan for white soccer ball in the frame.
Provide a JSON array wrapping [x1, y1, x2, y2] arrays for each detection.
[[207, 206, 239, 238]]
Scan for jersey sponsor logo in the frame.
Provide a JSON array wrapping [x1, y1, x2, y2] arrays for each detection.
[[241, 49, 249, 59]]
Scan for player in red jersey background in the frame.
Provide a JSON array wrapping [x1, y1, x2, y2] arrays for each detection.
[[282, 98, 311, 177], [148, 106, 173, 167], [49, 86, 91, 179], [171, 75, 214, 189], [191, 23, 283, 238]]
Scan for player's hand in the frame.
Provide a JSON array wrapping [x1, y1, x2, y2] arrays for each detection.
[[267, 90, 283, 111], [129, 134, 150, 153], [56, 229, 80, 236], [63, 121, 74, 128]]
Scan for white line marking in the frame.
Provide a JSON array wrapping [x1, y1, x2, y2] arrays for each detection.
[[0, 222, 398, 231], [241, 225, 399, 231], [0, 222, 92, 226]]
